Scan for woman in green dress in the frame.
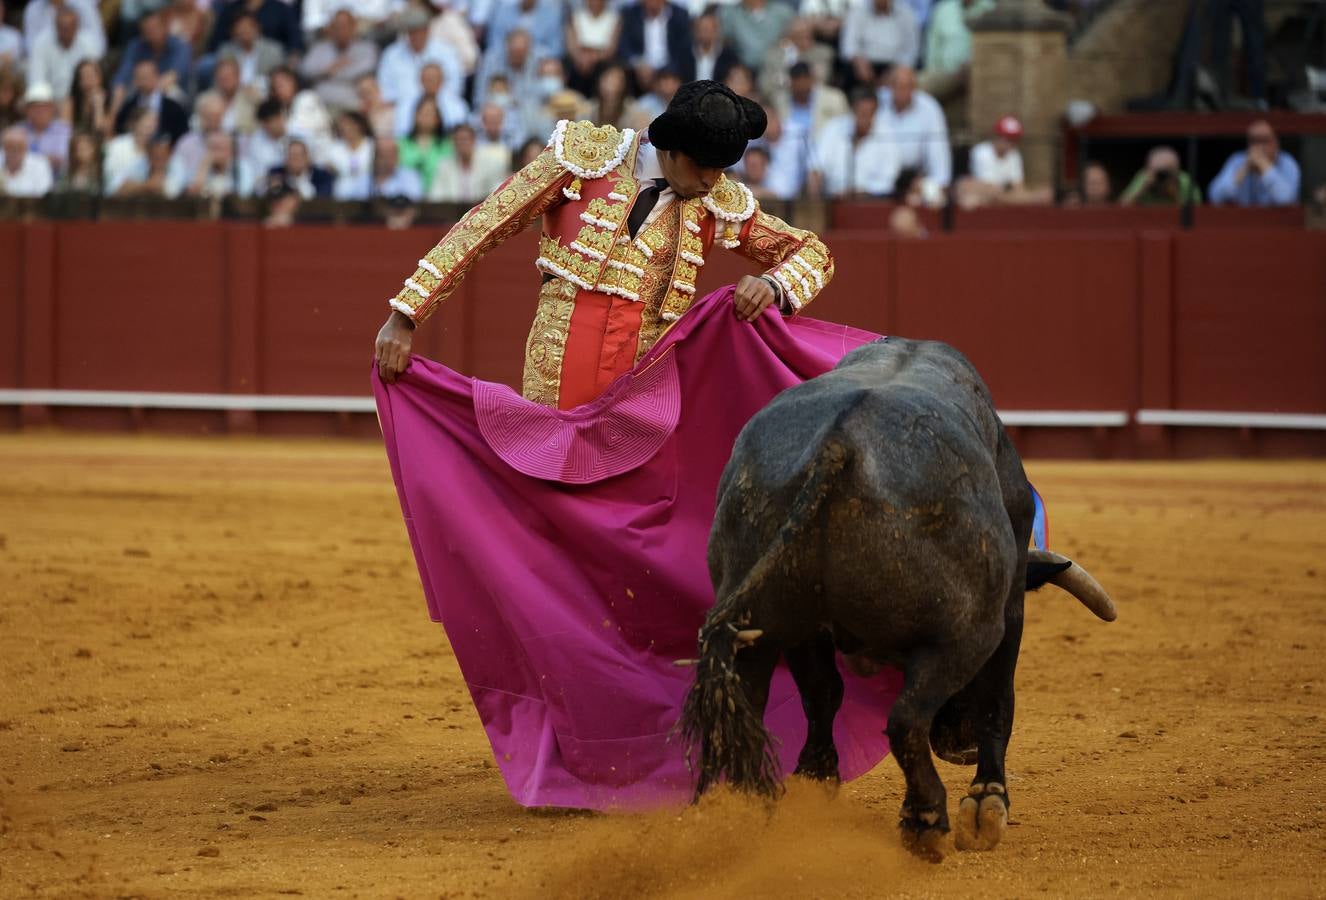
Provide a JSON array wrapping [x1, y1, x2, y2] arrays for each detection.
[[398, 97, 451, 197]]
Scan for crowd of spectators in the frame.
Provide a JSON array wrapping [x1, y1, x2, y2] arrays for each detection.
[[0, 0, 1314, 220]]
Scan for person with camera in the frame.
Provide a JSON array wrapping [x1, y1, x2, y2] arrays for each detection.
[[1208, 120, 1300, 206], [1120, 145, 1201, 207]]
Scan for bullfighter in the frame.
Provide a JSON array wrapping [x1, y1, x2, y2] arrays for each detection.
[[373, 79, 835, 409]]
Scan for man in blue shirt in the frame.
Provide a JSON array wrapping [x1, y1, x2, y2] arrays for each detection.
[[112, 11, 191, 93], [1209, 120, 1300, 206]]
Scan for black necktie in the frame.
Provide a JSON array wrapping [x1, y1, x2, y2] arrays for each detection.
[[626, 177, 669, 239]]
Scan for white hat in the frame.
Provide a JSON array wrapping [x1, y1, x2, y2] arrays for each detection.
[[23, 82, 55, 105]]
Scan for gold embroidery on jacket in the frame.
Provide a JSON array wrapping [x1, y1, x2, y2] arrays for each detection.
[[737, 206, 835, 312], [392, 149, 570, 323], [522, 276, 578, 405]]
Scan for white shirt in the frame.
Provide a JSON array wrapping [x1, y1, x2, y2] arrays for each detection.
[[241, 129, 288, 188], [233, 46, 261, 88], [969, 140, 1023, 189], [839, 2, 918, 67], [102, 134, 147, 194], [876, 89, 951, 186], [22, 0, 106, 58], [326, 138, 374, 200], [27, 31, 100, 99], [303, 0, 405, 32], [641, 8, 670, 70], [377, 36, 465, 104], [572, 7, 619, 51], [693, 45, 720, 81], [0, 24, 24, 63], [812, 116, 900, 197], [1, 152, 53, 196], [633, 138, 677, 230]]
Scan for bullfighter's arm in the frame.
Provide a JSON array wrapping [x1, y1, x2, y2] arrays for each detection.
[[732, 206, 835, 314], [388, 148, 571, 325]]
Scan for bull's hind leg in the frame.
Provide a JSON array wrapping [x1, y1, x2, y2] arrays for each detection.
[[889, 646, 990, 862], [786, 632, 844, 783]]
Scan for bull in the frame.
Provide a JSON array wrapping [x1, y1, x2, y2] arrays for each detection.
[[677, 337, 1116, 859]]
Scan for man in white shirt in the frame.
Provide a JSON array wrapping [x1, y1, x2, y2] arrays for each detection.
[[968, 115, 1024, 190], [300, 10, 379, 113], [875, 64, 950, 192], [242, 98, 290, 186], [393, 62, 469, 137], [427, 122, 510, 202], [1, 125, 53, 196], [26, 6, 99, 102], [809, 88, 899, 198], [22, 0, 105, 59], [302, 0, 405, 37], [172, 93, 227, 183], [376, 7, 464, 106], [173, 131, 254, 199], [840, 0, 919, 88]]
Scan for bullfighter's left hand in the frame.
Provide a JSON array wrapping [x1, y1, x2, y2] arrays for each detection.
[[733, 274, 777, 322]]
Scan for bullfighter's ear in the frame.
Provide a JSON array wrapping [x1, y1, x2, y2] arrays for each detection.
[[1025, 558, 1072, 592]]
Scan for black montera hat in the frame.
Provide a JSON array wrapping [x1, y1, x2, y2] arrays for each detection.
[[648, 80, 767, 169]]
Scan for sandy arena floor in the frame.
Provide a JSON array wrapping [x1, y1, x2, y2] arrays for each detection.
[[0, 433, 1324, 899]]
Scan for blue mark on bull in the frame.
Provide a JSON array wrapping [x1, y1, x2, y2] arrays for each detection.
[[1030, 484, 1048, 551]]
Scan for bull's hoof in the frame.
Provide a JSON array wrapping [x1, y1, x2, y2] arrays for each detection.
[[899, 808, 950, 863], [792, 748, 840, 784], [954, 783, 1008, 852]]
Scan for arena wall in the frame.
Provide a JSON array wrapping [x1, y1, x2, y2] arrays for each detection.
[[2, 216, 1323, 457]]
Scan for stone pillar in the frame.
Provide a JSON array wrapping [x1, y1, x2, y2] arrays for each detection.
[[969, 0, 1072, 189]]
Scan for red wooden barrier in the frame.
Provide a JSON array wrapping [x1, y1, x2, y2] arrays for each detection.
[[2, 220, 1324, 456]]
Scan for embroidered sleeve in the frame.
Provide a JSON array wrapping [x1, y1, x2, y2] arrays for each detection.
[[732, 204, 835, 314], [388, 148, 571, 324]]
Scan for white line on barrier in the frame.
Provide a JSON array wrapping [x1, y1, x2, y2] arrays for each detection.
[[0, 389, 377, 413], [0, 389, 1135, 426], [1136, 409, 1326, 430], [998, 411, 1129, 427]]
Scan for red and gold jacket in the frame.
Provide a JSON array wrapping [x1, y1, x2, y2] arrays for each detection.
[[390, 119, 834, 409]]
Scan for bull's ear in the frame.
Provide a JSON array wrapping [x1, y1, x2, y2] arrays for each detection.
[[1026, 559, 1072, 592]]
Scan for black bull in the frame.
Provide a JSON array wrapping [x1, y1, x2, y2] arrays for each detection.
[[678, 337, 1116, 858]]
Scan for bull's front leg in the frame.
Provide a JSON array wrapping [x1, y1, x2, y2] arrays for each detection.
[[952, 598, 1023, 852]]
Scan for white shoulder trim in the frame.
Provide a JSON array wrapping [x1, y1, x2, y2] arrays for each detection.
[[550, 119, 637, 182], [702, 179, 756, 223]]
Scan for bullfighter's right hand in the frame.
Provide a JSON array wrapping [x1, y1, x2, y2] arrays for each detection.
[[375, 310, 415, 384]]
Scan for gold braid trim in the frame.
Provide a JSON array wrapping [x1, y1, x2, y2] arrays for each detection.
[[390, 148, 570, 323], [734, 205, 835, 313], [551, 119, 635, 199]]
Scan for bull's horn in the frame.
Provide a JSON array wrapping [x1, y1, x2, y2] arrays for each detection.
[[673, 658, 700, 667], [735, 629, 763, 646], [1027, 550, 1118, 622]]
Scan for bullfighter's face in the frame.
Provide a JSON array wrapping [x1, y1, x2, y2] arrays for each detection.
[[659, 150, 723, 200]]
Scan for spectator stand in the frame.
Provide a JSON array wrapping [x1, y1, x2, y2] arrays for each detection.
[[1065, 110, 1326, 210]]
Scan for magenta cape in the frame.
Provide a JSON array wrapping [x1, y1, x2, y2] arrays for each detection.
[[372, 286, 903, 810]]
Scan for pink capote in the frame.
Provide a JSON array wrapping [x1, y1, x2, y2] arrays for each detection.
[[373, 286, 903, 810]]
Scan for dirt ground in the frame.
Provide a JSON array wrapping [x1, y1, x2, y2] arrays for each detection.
[[1, 433, 1324, 899]]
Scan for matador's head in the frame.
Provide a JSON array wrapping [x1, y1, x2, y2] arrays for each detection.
[[648, 80, 767, 199]]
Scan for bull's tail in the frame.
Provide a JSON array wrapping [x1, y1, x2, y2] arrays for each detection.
[[677, 620, 782, 800], [677, 437, 853, 800]]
